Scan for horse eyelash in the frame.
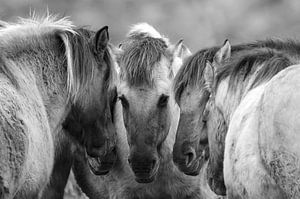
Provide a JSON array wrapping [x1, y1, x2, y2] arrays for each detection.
[[119, 95, 129, 108]]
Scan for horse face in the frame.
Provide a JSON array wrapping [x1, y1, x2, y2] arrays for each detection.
[[63, 27, 118, 175], [173, 86, 210, 175], [119, 86, 172, 183]]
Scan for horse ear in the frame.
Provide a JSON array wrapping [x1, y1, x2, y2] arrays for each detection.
[[204, 61, 215, 91], [172, 39, 192, 60], [94, 26, 109, 52], [109, 44, 123, 60], [171, 39, 192, 76], [214, 39, 231, 64]]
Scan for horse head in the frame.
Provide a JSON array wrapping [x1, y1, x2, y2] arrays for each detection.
[[117, 23, 190, 183], [173, 40, 231, 195], [62, 26, 118, 175]]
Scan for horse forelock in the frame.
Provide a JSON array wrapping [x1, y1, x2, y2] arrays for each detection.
[[128, 23, 169, 44], [173, 47, 219, 103], [119, 36, 170, 87], [60, 29, 94, 102], [61, 29, 117, 103]]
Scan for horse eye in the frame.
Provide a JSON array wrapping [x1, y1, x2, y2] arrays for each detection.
[[157, 94, 169, 108], [202, 109, 209, 123], [199, 137, 208, 145], [119, 95, 129, 109]]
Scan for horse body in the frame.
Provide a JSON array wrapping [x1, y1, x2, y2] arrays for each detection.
[[0, 26, 68, 198], [0, 16, 118, 198], [207, 42, 300, 198], [225, 65, 300, 198], [223, 83, 283, 199], [0, 79, 52, 198]]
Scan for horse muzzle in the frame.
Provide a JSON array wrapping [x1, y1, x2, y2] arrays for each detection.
[[129, 157, 160, 183], [173, 146, 207, 176], [86, 147, 117, 175]]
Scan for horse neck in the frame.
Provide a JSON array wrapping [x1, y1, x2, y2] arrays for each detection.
[[2, 35, 70, 134], [160, 95, 180, 164], [215, 76, 252, 125]]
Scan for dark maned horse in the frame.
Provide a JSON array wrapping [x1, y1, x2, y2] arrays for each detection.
[[172, 39, 300, 197], [0, 15, 118, 199]]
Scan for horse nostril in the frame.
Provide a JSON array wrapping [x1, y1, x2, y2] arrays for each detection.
[[128, 158, 132, 165], [183, 148, 196, 167], [151, 159, 156, 170]]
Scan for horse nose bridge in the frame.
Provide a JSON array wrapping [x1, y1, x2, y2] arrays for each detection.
[[173, 140, 194, 159], [129, 144, 157, 161], [178, 112, 195, 132]]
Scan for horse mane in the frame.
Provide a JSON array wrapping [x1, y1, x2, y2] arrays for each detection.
[[173, 47, 219, 103], [216, 48, 294, 92], [60, 28, 116, 102], [0, 14, 75, 90], [0, 14, 76, 38], [119, 23, 169, 87], [0, 14, 116, 102], [173, 39, 300, 102]]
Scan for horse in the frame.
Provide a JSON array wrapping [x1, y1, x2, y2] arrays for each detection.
[[71, 23, 221, 199], [210, 43, 300, 198], [172, 40, 233, 196], [0, 15, 118, 199], [172, 38, 300, 198]]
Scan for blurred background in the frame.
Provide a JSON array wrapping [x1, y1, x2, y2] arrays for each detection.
[[0, 0, 299, 198], [1, 0, 300, 52]]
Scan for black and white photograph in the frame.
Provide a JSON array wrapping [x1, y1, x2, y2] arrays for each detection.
[[0, 0, 300, 198]]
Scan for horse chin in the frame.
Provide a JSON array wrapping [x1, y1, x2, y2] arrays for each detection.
[[135, 174, 156, 183], [133, 160, 159, 184], [87, 156, 110, 175], [86, 148, 117, 175], [178, 159, 202, 176]]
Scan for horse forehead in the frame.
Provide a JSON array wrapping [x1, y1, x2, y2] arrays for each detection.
[[179, 86, 204, 112], [153, 56, 172, 90], [123, 87, 163, 115]]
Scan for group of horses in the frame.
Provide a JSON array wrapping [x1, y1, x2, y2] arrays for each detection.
[[0, 14, 299, 199]]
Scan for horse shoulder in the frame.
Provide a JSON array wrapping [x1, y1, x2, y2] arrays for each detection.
[[0, 81, 54, 198], [224, 83, 284, 198], [0, 88, 29, 198], [258, 65, 300, 198]]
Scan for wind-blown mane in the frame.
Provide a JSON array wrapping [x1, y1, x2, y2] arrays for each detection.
[[173, 47, 219, 103], [0, 15, 75, 90], [0, 15, 115, 103], [173, 39, 300, 102], [216, 48, 293, 92], [119, 23, 170, 87]]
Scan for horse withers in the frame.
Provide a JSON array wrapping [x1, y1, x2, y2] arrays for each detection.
[[0, 15, 118, 199]]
